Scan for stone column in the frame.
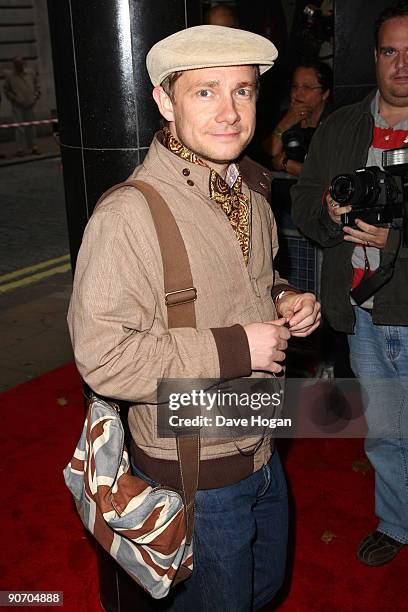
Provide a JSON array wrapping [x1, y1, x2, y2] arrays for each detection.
[[47, 3, 201, 609], [47, 0, 201, 269]]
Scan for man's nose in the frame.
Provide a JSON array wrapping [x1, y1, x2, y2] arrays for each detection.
[[216, 94, 240, 124], [396, 50, 408, 69]]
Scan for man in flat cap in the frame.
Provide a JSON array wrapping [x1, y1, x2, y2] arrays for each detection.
[[68, 25, 320, 610]]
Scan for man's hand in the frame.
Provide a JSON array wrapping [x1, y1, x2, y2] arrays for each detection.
[[273, 150, 302, 176], [244, 319, 291, 373], [289, 100, 313, 123], [278, 102, 313, 132], [343, 218, 389, 248], [326, 194, 389, 247], [276, 291, 321, 337], [326, 192, 351, 224]]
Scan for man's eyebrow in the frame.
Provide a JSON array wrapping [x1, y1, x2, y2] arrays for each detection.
[[235, 81, 256, 88], [188, 80, 221, 90], [187, 79, 256, 91]]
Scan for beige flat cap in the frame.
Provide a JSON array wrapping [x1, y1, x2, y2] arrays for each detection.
[[146, 25, 278, 86]]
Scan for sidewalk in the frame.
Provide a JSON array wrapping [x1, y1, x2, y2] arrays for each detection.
[[0, 272, 74, 393], [0, 137, 73, 393], [0, 133, 60, 167]]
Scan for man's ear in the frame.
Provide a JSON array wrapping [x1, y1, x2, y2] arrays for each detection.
[[152, 86, 174, 122], [374, 47, 378, 64]]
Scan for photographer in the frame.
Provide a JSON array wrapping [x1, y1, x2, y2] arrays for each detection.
[[292, 1, 408, 567], [264, 60, 332, 178]]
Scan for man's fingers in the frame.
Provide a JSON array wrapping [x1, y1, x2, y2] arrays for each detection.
[[265, 317, 287, 326], [290, 314, 321, 332], [276, 339, 289, 352], [288, 305, 321, 333], [279, 309, 294, 322], [287, 302, 316, 327], [264, 319, 291, 340], [272, 349, 286, 363], [290, 320, 321, 337], [354, 218, 381, 233], [326, 194, 352, 224], [343, 225, 382, 246]]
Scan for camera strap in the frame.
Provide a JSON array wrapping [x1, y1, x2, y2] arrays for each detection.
[[350, 230, 401, 305]]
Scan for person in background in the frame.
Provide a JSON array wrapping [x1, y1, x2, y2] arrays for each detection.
[[204, 3, 239, 28], [263, 60, 332, 177], [260, 60, 332, 230], [318, 0, 334, 67], [3, 56, 41, 157], [292, 0, 408, 567]]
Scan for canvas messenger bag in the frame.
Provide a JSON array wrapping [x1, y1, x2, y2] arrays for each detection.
[[64, 180, 199, 600]]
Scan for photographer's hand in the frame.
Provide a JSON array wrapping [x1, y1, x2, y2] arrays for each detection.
[[274, 151, 302, 176], [326, 193, 351, 224], [343, 219, 389, 248]]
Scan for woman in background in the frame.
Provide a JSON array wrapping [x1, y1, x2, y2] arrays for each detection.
[[264, 60, 332, 177]]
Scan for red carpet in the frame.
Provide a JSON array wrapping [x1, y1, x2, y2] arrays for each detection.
[[1, 364, 407, 611]]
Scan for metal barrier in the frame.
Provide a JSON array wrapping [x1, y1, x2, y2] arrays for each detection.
[[0, 119, 58, 129], [276, 228, 322, 296]]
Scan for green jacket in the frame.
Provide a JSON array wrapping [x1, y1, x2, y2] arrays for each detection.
[[291, 92, 408, 333]]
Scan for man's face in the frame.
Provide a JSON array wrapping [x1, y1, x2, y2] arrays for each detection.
[[14, 57, 24, 73], [206, 6, 238, 28], [376, 16, 408, 108], [155, 65, 257, 172], [290, 67, 329, 110]]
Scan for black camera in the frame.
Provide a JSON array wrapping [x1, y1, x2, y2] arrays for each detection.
[[303, 5, 333, 43], [329, 147, 408, 239], [282, 126, 307, 163]]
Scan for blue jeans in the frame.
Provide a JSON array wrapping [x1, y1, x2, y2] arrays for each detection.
[[348, 307, 408, 543], [132, 450, 288, 611]]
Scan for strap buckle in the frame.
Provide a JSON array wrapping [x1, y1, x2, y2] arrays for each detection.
[[165, 287, 197, 307]]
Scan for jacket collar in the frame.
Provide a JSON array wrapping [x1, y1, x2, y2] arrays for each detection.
[[140, 132, 241, 197], [139, 132, 262, 200], [360, 89, 378, 115]]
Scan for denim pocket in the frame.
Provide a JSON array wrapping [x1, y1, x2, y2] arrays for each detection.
[[130, 460, 159, 488]]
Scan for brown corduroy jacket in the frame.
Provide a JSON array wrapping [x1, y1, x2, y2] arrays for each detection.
[[67, 136, 292, 486]]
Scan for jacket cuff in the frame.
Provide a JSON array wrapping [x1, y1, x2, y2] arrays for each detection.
[[211, 324, 251, 379]]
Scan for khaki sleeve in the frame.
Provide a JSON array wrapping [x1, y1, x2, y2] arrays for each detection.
[[67, 205, 246, 403]]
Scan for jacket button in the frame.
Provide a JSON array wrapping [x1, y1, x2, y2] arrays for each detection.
[[187, 179, 194, 186], [182, 168, 190, 176]]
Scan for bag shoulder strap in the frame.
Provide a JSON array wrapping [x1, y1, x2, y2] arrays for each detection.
[[96, 179, 197, 328], [96, 178, 199, 545]]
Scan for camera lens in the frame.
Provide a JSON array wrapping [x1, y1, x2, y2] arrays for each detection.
[[330, 175, 354, 204], [330, 168, 382, 206], [286, 136, 301, 149], [282, 127, 306, 162]]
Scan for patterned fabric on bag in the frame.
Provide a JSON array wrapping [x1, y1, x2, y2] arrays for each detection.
[[63, 396, 193, 599]]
